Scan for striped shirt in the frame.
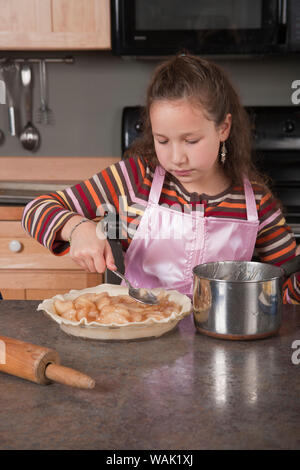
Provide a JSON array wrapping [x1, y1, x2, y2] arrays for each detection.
[[22, 155, 300, 304]]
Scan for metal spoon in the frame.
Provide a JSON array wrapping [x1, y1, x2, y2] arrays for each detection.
[[1, 61, 18, 137], [20, 63, 40, 151], [108, 268, 159, 305], [0, 78, 5, 104]]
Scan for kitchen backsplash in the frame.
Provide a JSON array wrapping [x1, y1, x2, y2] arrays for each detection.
[[0, 50, 299, 157]]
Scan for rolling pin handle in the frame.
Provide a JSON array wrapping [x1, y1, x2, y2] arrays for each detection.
[[45, 363, 95, 389]]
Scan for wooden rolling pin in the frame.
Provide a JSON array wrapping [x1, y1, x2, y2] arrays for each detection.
[[0, 336, 95, 389]]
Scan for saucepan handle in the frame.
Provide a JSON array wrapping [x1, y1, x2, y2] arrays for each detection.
[[280, 254, 300, 278]]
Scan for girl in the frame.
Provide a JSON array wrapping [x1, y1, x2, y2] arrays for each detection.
[[22, 53, 300, 303]]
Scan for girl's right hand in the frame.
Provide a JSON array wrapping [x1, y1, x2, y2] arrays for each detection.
[[67, 218, 117, 273]]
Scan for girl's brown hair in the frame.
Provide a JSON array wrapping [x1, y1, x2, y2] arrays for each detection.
[[124, 52, 267, 187]]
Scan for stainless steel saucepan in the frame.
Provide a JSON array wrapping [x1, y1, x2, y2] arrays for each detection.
[[193, 255, 300, 340]]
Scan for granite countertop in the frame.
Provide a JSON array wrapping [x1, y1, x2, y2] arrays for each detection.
[[0, 300, 300, 450]]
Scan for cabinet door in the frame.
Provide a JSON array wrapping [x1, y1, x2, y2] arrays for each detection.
[[0, 0, 111, 50], [0, 213, 103, 299]]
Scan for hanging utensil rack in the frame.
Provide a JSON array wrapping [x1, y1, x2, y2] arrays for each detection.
[[0, 56, 74, 147], [0, 56, 74, 149]]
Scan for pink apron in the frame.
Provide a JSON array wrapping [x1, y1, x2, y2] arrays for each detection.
[[123, 166, 259, 297]]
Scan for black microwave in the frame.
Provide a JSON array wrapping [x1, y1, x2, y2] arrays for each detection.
[[111, 0, 300, 56]]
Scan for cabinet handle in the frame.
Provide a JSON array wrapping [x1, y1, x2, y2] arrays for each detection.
[[9, 240, 23, 253]]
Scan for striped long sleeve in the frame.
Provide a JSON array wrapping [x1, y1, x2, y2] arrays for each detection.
[[22, 155, 300, 303], [255, 192, 299, 303]]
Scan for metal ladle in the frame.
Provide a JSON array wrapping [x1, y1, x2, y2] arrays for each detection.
[[108, 268, 159, 305], [20, 63, 40, 151]]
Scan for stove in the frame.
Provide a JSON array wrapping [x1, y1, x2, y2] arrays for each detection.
[[247, 106, 300, 242], [0, 182, 74, 205], [122, 105, 300, 243]]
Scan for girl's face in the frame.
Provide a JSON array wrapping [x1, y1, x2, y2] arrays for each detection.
[[150, 99, 231, 193]]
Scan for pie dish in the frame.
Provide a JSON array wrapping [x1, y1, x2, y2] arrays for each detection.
[[37, 283, 192, 340]]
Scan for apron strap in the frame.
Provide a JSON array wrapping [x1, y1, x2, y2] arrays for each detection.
[[243, 177, 258, 222], [149, 170, 258, 221], [148, 166, 166, 204]]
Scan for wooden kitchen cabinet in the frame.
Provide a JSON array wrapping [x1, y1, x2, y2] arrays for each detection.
[[0, 156, 120, 300], [0, 0, 111, 50], [0, 205, 102, 300]]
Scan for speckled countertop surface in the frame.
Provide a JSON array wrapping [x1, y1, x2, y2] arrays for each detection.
[[0, 300, 299, 450]]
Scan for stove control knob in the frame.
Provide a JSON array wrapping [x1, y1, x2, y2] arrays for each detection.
[[9, 240, 23, 253], [283, 120, 295, 133], [135, 121, 143, 133]]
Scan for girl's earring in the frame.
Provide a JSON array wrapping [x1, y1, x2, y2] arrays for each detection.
[[221, 141, 227, 164]]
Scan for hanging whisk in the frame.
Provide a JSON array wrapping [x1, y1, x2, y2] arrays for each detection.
[[36, 59, 54, 125]]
